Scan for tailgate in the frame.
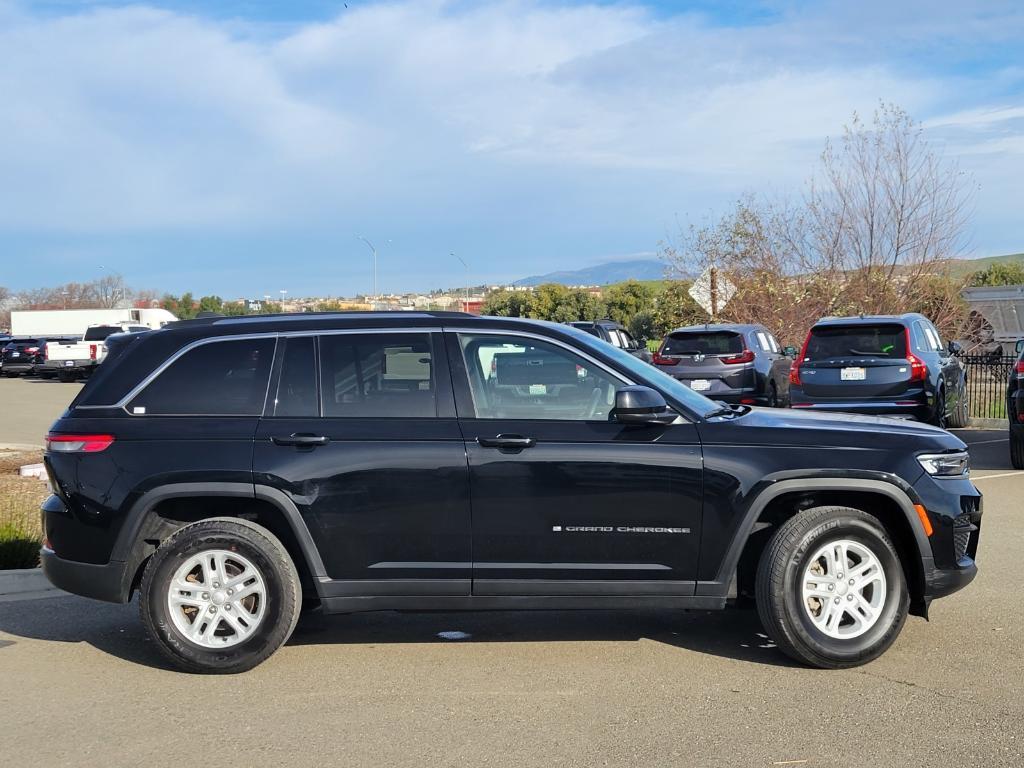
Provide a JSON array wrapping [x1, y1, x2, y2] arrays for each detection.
[[798, 358, 915, 398]]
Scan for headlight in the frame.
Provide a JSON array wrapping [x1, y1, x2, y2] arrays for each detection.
[[917, 451, 970, 477]]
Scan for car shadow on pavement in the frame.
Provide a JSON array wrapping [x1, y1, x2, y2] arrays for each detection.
[[288, 603, 802, 668], [0, 595, 799, 670]]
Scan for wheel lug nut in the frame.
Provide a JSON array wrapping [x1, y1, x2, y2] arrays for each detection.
[[849, 579, 855, 586], [828, 584, 834, 591], [837, 573, 844, 579], [227, 589, 233, 596], [209, 606, 217, 614], [224, 604, 231, 611], [847, 595, 853, 601], [834, 597, 840, 604], [202, 593, 209, 600]]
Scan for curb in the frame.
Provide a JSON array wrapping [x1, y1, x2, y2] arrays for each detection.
[[0, 567, 57, 597], [967, 418, 1008, 430]]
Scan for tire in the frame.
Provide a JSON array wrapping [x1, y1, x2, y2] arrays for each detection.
[[947, 388, 969, 428], [756, 506, 909, 669], [1011, 432, 1024, 470], [767, 382, 779, 408], [139, 517, 301, 674], [929, 389, 947, 428], [57, 371, 75, 383]]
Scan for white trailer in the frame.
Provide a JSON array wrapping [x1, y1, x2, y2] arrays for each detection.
[[962, 285, 1024, 355], [10, 308, 177, 337]]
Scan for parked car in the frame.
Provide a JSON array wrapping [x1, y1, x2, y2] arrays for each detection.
[[42, 323, 150, 382], [652, 323, 791, 407], [1009, 339, 1024, 469], [2, 337, 79, 377], [42, 312, 981, 673], [789, 314, 968, 428], [567, 320, 652, 363]]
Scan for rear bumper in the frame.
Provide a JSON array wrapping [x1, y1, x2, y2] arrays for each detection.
[[41, 548, 131, 603], [789, 397, 929, 417], [40, 359, 95, 375], [2, 362, 34, 374]]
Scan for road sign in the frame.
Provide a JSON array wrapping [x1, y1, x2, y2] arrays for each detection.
[[688, 267, 736, 317]]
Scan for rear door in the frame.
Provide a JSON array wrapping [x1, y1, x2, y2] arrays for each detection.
[[253, 330, 471, 596], [797, 323, 915, 399]]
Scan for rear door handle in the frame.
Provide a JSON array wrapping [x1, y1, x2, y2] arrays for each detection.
[[476, 434, 536, 450], [271, 433, 330, 447]]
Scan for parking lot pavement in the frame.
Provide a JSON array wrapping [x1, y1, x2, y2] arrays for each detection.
[[0, 376, 81, 448], [0, 465, 1021, 766]]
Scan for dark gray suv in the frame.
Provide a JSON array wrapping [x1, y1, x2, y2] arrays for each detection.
[[653, 324, 791, 406]]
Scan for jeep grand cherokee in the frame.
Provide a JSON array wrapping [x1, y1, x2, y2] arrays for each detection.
[[41, 312, 981, 673]]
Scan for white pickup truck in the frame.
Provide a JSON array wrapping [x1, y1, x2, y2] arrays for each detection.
[[43, 323, 149, 381]]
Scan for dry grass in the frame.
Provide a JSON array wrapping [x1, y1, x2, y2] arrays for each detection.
[[0, 451, 47, 568]]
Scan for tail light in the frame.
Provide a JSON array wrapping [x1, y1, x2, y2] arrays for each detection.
[[789, 332, 812, 386], [652, 351, 675, 366], [721, 349, 755, 365], [1015, 359, 1024, 379], [89, 344, 98, 361], [25, 346, 39, 354], [43, 344, 49, 361], [905, 328, 927, 382], [46, 433, 115, 453]]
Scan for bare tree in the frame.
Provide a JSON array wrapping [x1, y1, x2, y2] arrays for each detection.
[[662, 104, 974, 343]]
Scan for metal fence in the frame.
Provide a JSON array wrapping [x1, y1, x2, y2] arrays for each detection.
[[962, 354, 1015, 419]]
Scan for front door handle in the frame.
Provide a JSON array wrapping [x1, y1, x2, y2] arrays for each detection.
[[271, 433, 330, 447], [476, 434, 536, 450]]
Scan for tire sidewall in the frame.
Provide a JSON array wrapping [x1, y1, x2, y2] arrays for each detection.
[[779, 516, 907, 664], [143, 527, 296, 673]]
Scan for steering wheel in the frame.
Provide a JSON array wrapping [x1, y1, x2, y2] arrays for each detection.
[[585, 386, 603, 420]]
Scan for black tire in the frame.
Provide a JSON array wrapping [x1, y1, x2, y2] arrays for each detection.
[[57, 371, 75, 383], [756, 506, 909, 669], [1011, 432, 1024, 470], [139, 518, 301, 674], [929, 389, 947, 428], [767, 382, 779, 408], [947, 387, 969, 428]]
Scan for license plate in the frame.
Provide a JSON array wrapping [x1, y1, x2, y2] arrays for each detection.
[[841, 367, 867, 381], [64, 360, 74, 367], [689, 379, 711, 391], [11, 352, 19, 358]]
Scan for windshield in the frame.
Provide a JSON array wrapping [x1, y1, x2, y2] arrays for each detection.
[[806, 324, 907, 360], [662, 331, 743, 355], [84, 326, 124, 341], [558, 323, 719, 418]]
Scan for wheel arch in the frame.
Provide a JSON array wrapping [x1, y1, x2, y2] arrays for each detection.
[[700, 477, 931, 616], [114, 482, 326, 602]]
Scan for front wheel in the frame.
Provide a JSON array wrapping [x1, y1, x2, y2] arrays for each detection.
[[139, 518, 301, 674], [1011, 431, 1024, 470], [756, 506, 909, 668]]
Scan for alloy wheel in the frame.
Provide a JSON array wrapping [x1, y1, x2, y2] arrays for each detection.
[[801, 538, 887, 640]]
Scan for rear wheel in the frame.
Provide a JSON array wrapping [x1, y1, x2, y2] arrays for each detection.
[[756, 506, 909, 668], [140, 518, 301, 674], [1011, 431, 1024, 470], [929, 389, 947, 428], [947, 388, 969, 428], [767, 382, 779, 408], [57, 370, 76, 383]]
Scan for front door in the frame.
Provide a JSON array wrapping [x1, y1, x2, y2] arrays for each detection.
[[253, 330, 471, 596], [448, 331, 703, 597]]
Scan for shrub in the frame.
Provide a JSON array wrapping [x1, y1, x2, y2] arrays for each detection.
[[0, 524, 41, 570]]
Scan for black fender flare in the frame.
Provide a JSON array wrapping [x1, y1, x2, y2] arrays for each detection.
[[112, 482, 328, 596], [696, 477, 931, 597]]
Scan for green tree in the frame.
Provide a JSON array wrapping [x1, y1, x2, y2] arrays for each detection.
[[481, 290, 535, 317], [603, 280, 655, 326], [198, 295, 224, 314], [221, 301, 251, 316], [969, 261, 1024, 287], [529, 283, 570, 320], [627, 311, 658, 343], [653, 281, 706, 335]]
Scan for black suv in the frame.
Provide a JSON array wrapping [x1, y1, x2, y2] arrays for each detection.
[[42, 312, 981, 673], [1009, 340, 1024, 469], [653, 324, 791, 406], [3, 338, 56, 377], [789, 314, 968, 427], [567, 320, 652, 363]]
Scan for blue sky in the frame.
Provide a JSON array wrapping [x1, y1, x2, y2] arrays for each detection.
[[2, 0, 1023, 298]]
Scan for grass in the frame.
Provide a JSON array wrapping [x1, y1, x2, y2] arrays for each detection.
[[0, 451, 46, 569]]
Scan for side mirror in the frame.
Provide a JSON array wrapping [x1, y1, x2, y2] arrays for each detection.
[[613, 386, 677, 425], [783, 345, 797, 357], [1016, 339, 1024, 355], [948, 340, 963, 356]]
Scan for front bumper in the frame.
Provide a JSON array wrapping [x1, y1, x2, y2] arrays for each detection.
[[41, 548, 131, 603], [923, 555, 978, 599]]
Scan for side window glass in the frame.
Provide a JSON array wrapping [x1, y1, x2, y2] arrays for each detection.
[[620, 330, 638, 350], [926, 323, 944, 352], [768, 335, 781, 353], [128, 338, 275, 415], [459, 334, 625, 421], [273, 337, 318, 417], [320, 333, 436, 418], [755, 332, 772, 352]]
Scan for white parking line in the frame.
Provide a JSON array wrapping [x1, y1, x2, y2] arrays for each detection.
[[972, 471, 1024, 481], [964, 438, 1010, 445]]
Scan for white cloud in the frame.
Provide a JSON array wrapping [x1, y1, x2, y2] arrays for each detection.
[[0, 0, 1020, 254]]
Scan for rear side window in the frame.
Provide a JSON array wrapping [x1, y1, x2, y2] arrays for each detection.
[[319, 333, 436, 418], [662, 332, 743, 355], [128, 338, 275, 415], [805, 325, 907, 360]]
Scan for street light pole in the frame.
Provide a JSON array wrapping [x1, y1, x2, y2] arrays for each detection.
[[452, 253, 469, 311], [358, 236, 377, 302]]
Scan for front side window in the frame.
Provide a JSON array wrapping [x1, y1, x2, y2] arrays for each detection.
[[458, 334, 624, 421], [128, 337, 275, 415], [320, 333, 436, 418]]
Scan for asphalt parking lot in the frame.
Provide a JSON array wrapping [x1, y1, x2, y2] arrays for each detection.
[[0, 378, 1022, 766], [0, 375, 82, 448]]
